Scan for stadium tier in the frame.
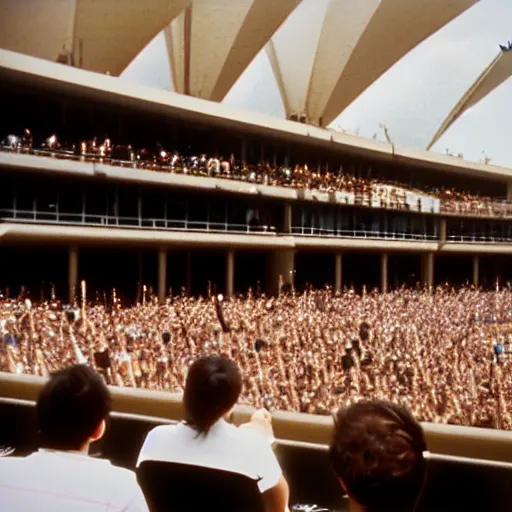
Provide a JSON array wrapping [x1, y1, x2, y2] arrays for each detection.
[[1, 50, 512, 301], [4, 4, 512, 511]]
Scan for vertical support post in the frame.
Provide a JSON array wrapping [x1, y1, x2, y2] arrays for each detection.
[[473, 255, 479, 288], [186, 251, 192, 295], [158, 249, 167, 305], [380, 252, 388, 294], [240, 139, 247, 163], [422, 252, 435, 290], [335, 253, 343, 293], [283, 203, 292, 234], [226, 249, 235, 298], [440, 218, 447, 244], [507, 182, 512, 201], [137, 192, 142, 227], [68, 245, 78, 305], [137, 253, 143, 303], [267, 250, 295, 296]]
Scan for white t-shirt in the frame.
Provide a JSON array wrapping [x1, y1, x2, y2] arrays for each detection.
[[0, 450, 148, 511], [137, 419, 282, 493]]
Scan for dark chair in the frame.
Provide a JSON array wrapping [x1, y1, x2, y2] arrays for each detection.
[[275, 440, 347, 512], [417, 453, 512, 512], [137, 460, 264, 512], [96, 412, 174, 469], [0, 397, 38, 456]]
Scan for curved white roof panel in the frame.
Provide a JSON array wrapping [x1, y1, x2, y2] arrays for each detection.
[[427, 49, 512, 150]]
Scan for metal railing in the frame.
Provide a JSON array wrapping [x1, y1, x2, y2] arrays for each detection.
[[291, 226, 438, 241], [0, 209, 276, 235], [6, 147, 512, 221], [447, 234, 512, 244], [441, 201, 512, 219]]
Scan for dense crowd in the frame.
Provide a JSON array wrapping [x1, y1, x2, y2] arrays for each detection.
[[2, 130, 510, 218], [438, 188, 512, 218], [1, 285, 511, 430]]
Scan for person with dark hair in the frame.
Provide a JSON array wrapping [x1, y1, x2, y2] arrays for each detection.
[[138, 355, 289, 512], [0, 364, 148, 511], [329, 400, 427, 512]]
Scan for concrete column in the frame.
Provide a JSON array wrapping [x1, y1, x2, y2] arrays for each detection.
[[422, 252, 435, 289], [226, 249, 235, 298], [439, 218, 447, 244], [473, 255, 479, 288], [334, 253, 343, 293], [137, 253, 143, 303], [158, 249, 167, 305], [380, 252, 388, 294], [186, 251, 192, 295], [283, 203, 292, 234], [240, 139, 247, 163], [507, 182, 512, 201], [68, 245, 78, 305], [268, 249, 295, 296]]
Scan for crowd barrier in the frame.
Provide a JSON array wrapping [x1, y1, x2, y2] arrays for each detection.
[[2, 371, 512, 463], [2, 395, 512, 511]]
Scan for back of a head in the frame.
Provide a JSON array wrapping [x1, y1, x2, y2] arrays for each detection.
[[330, 400, 427, 512], [37, 364, 111, 451], [183, 355, 242, 435]]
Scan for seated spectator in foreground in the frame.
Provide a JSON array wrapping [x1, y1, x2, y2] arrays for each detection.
[[330, 400, 427, 512], [0, 364, 148, 511], [138, 355, 289, 512]]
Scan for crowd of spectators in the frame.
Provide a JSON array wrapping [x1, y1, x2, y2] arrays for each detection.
[[0, 359, 427, 512], [438, 189, 512, 218], [1, 285, 511, 431], [2, 130, 510, 218]]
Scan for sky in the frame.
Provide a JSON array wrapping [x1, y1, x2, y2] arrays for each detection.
[[121, 0, 512, 168]]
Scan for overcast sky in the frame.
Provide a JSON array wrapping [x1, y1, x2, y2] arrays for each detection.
[[122, 0, 512, 168]]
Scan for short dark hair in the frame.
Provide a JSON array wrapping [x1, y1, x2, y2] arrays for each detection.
[[37, 364, 111, 451], [330, 400, 427, 512], [183, 355, 242, 435]]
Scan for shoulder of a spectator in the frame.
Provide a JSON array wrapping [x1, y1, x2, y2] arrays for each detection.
[[109, 468, 148, 511], [236, 423, 275, 448], [137, 424, 174, 463]]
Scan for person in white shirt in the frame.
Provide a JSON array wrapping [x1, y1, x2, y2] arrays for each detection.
[[0, 364, 148, 512], [138, 355, 289, 512]]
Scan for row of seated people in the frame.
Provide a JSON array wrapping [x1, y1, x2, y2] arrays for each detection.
[[438, 189, 512, 218], [0, 359, 427, 512], [2, 130, 509, 218]]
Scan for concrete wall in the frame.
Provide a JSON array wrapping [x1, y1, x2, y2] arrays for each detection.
[[2, 371, 512, 463]]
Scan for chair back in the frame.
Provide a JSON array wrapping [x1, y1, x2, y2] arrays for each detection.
[[137, 460, 264, 512], [418, 453, 512, 512], [0, 397, 38, 456]]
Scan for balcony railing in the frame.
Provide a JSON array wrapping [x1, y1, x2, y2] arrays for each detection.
[[447, 234, 512, 244], [0, 209, 276, 235], [291, 226, 438, 242]]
